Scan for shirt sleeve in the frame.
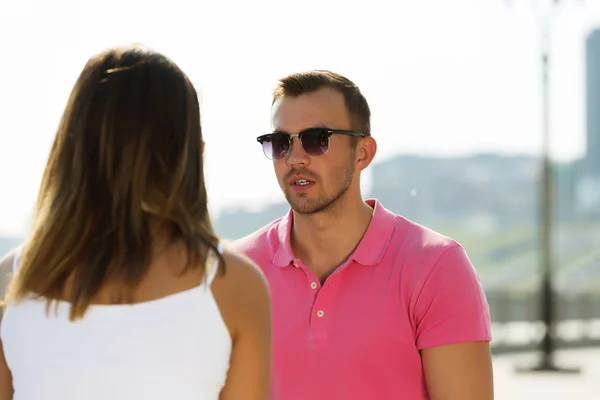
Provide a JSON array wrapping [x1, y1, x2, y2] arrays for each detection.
[[412, 244, 492, 350]]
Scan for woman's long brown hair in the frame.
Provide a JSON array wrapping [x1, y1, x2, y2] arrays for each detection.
[[7, 46, 222, 320]]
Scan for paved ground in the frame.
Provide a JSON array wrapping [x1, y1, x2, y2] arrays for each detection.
[[493, 348, 600, 399]]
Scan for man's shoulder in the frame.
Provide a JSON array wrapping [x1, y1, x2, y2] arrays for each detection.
[[389, 214, 480, 291], [371, 200, 459, 258], [382, 211, 475, 284], [391, 213, 460, 255], [226, 217, 284, 260]]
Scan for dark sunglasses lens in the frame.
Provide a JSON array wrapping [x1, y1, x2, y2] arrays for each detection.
[[262, 134, 290, 160], [301, 130, 329, 156]]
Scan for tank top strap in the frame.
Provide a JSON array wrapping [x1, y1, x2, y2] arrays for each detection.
[[205, 242, 223, 286]]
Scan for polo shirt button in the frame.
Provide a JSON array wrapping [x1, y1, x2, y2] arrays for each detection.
[[310, 282, 318, 289], [292, 261, 299, 268], [316, 310, 324, 318]]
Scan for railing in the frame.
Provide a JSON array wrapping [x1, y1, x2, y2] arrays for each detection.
[[487, 291, 600, 354], [1, 269, 599, 354]]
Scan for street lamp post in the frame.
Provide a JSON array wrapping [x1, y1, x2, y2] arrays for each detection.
[[506, 0, 582, 373]]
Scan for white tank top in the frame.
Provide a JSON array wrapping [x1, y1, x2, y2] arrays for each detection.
[[1, 245, 231, 400]]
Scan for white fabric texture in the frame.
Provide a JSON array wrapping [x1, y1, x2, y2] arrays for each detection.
[[1, 244, 231, 400]]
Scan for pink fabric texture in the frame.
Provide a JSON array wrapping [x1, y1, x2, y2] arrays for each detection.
[[231, 199, 492, 400]]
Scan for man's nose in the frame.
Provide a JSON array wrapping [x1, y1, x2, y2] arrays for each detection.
[[286, 135, 309, 167]]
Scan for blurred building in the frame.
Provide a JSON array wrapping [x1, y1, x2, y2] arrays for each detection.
[[576, 28, 600, 217], [586, 29, 600, 174], [369, 153, 539, 229]]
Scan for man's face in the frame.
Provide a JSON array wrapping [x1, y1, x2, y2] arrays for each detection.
[[270, 88, 359, 215]]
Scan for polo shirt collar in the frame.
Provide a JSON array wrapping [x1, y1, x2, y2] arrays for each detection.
[[272, 199, 396, 268]]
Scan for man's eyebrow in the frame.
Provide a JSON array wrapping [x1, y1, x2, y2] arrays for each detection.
[[271, 126, 332, 135]]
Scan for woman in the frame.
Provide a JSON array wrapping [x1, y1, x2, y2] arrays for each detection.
[[0, 46, 271, 400]]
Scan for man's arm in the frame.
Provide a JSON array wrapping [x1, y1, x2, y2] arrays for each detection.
[[412, 244, 494, 400], [422, 342, 494, 400]]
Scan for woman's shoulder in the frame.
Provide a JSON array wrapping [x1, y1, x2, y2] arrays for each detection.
[[217, 246, 270, 303], [210, 245, 271, 338]]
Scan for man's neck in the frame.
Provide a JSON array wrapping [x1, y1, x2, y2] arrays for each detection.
[[290, 199, 374, 280]]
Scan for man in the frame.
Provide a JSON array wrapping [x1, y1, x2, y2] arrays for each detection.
[[231, 70, 494, 399]]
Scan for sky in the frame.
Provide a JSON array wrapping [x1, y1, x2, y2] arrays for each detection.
[[0, 0, 599, 236]]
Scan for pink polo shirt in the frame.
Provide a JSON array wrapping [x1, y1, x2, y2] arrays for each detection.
[[231, 199, 492, 400]]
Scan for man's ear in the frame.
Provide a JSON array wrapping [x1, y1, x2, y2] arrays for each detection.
[[356, 136, 377, 171]]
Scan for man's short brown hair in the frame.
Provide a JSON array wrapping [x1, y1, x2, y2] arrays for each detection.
[[273, 70, 371, 137]]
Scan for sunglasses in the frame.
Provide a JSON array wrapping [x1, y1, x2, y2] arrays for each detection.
[[256, 128, 365, 160]]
